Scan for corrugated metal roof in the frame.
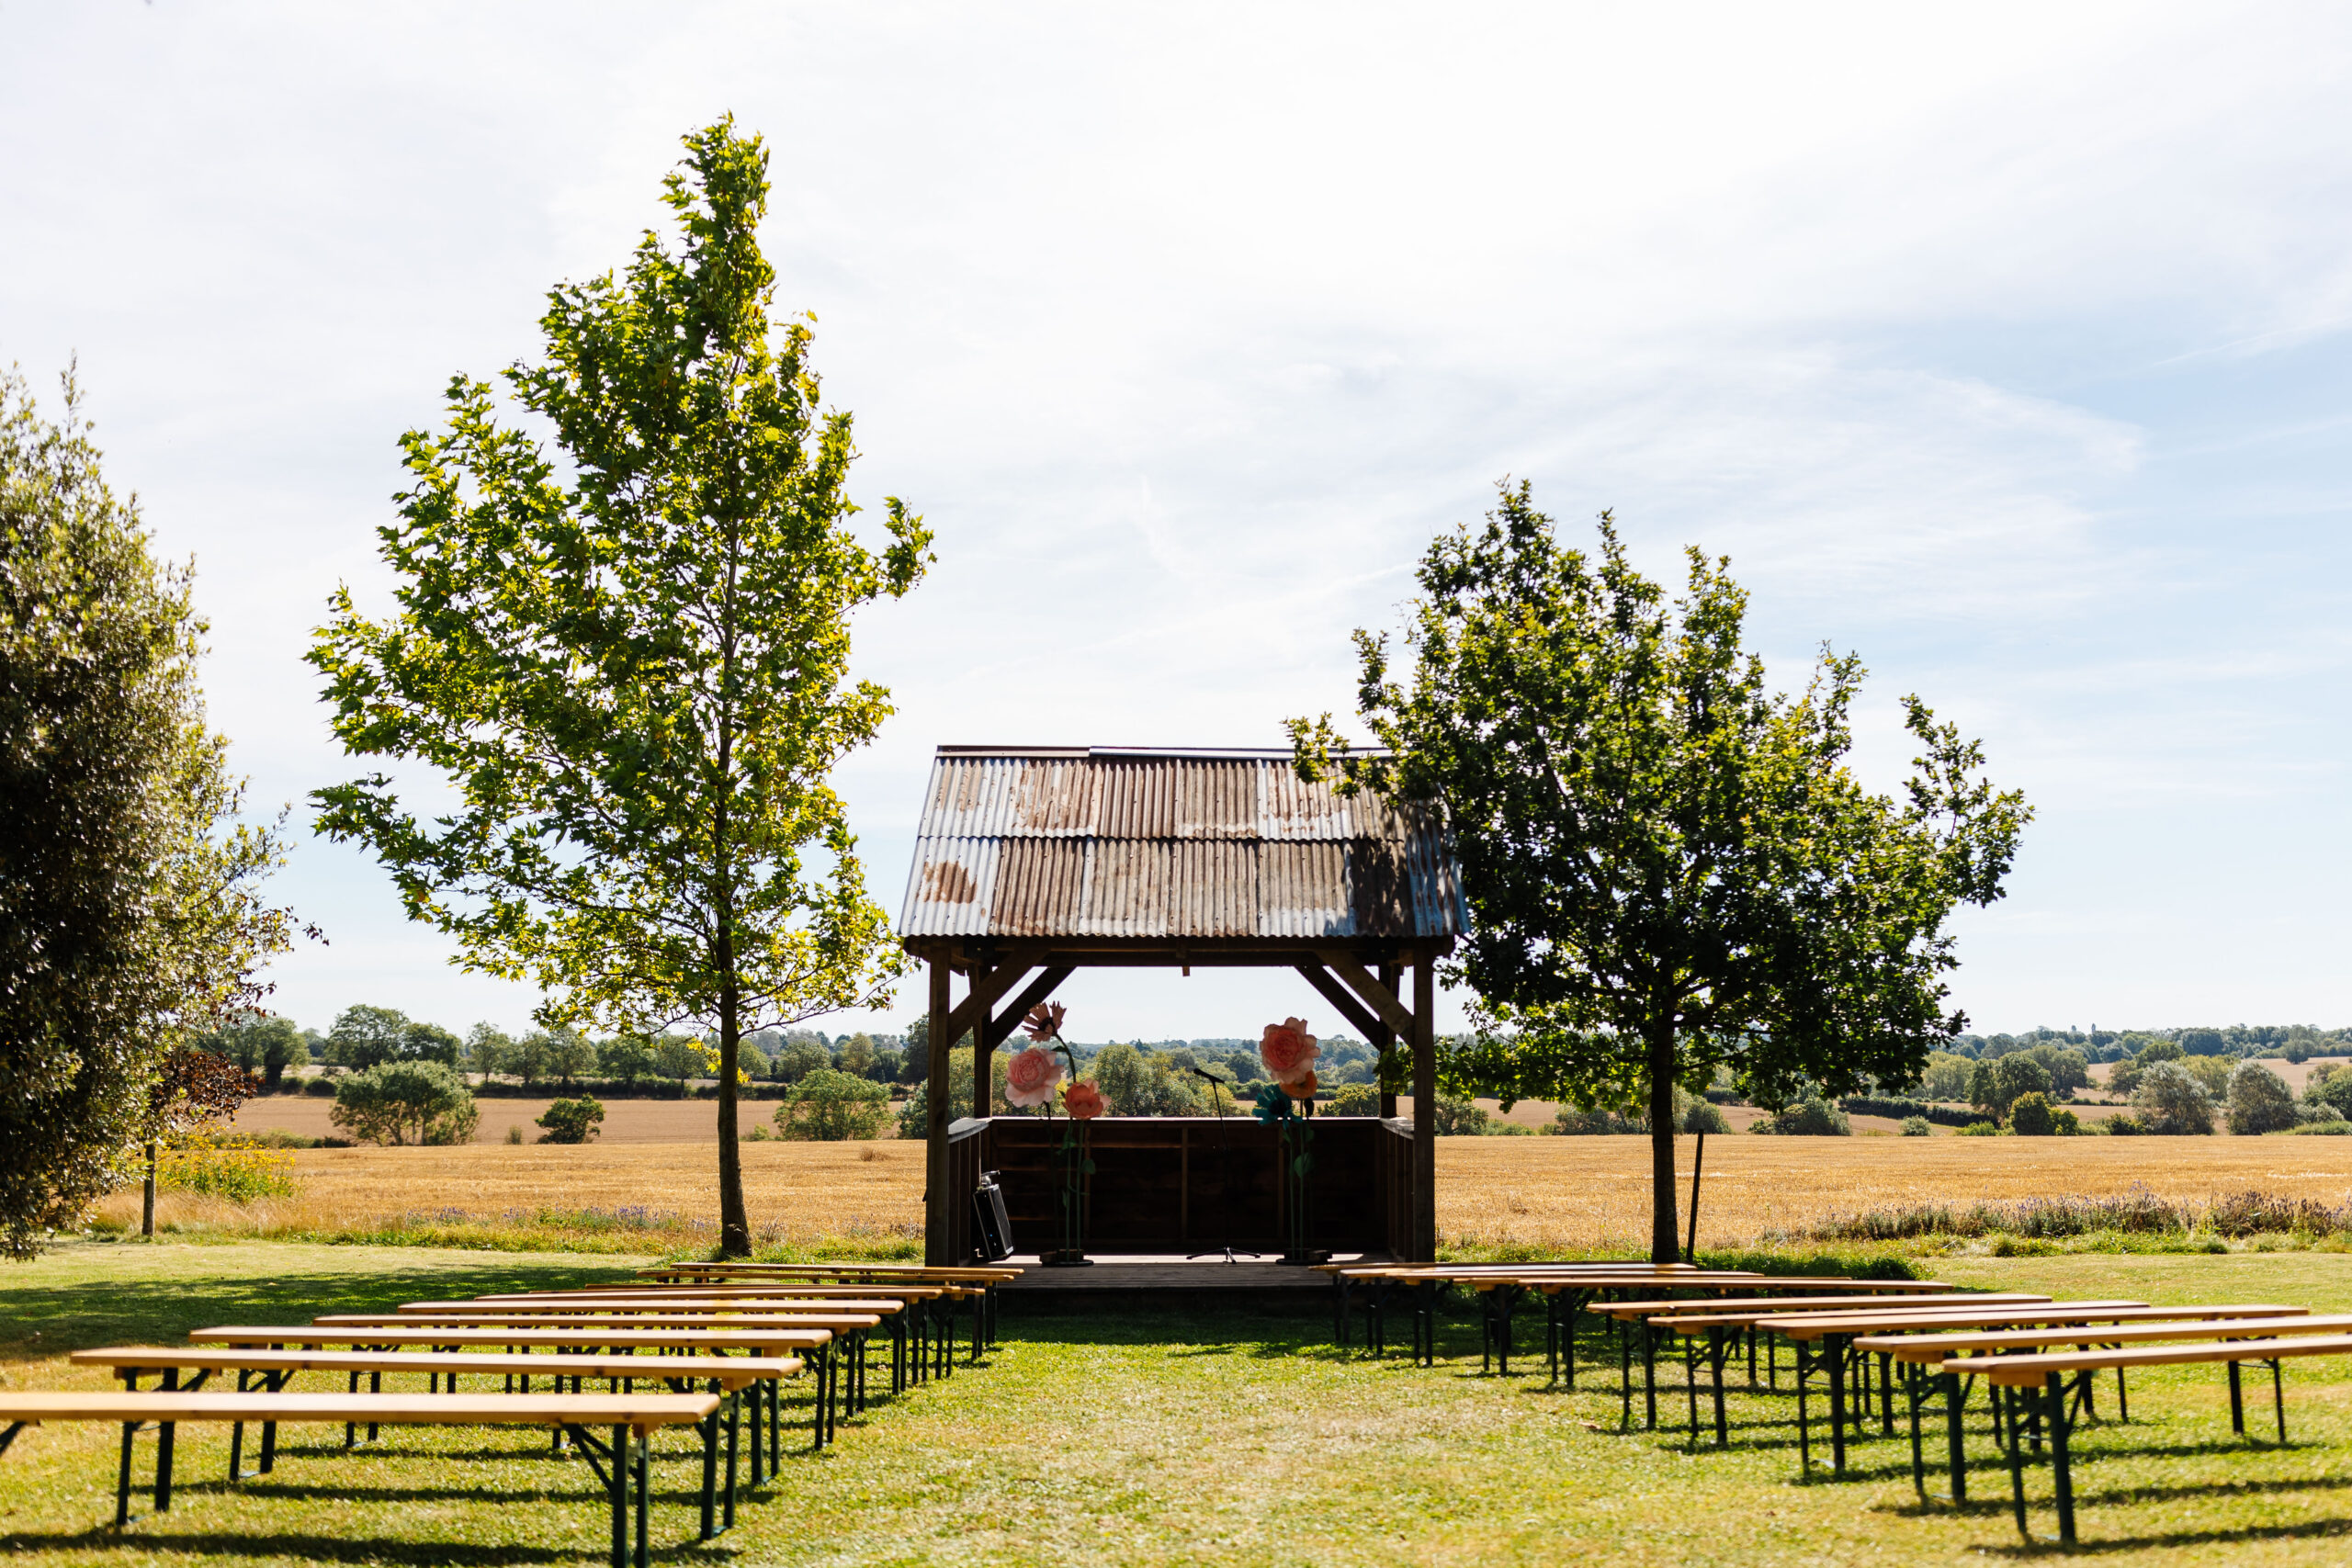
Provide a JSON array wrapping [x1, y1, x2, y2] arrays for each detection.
[[899, 748, 1467, 942]]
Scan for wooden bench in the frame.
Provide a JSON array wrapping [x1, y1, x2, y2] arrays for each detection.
[[1848, 1312, 2352, 1507], [68, 1346, 801, 1521], [321, 1310, 887, 1415], [187, 1325, 842, 1448], [1460, 1276, 1965, 1383], [1770, 1303, 2312, 1480], [1951, 1334, 2352, 1547], [0, 1389, 714, 1568], [1591, 1293, 2049, 1429], [1329, 1269, 1779, 1368], [418, 1294, 951, 1390], [637, 1263, 1019, 1353], [496, 1297, 973, 1382]]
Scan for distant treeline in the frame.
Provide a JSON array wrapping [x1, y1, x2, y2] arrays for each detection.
[[1950, 1025, 2350, 1065], [197, 1003, 1381, 1101]]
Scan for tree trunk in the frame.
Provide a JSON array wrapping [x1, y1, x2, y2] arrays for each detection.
[[141, 1141, 157, 1237], [715, 945, 752, 1258], [1647, 1021, 1679, 1264]]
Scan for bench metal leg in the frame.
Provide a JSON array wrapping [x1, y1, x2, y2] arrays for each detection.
[[699, 1403, 720, 1540], [2273, 1359, 2287, 1443], [1906, 1362, 1925, 1499], [724, 1390, 741, 1529], [607, 1424, 629, 1568], [1827, 1338, 1848, 1474], [116, 1422, 136, 1528], [1795, 1338, 1811, 1477], [2002, 1387, 2030, 1539], [0, 1422, 23, 1461], [2229, 1359, 2245, 1437], [1946, 1372, 1969, 1505], [2047, 1373, 2077, 1549], [1710, 1326, 1730, 1449]]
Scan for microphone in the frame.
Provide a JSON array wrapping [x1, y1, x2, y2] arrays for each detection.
[[1187, 1064, 1236, 1085]]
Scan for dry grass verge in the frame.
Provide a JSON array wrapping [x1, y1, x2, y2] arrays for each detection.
[[73, 1131, 2352, 1258]]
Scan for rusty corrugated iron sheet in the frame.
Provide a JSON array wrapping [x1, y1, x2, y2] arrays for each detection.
[[899, 749, 1467, 942]]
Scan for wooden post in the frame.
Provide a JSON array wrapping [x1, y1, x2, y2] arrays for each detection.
[[923, 956, 953, 1266], [1411, 953, 1436, 1263], [141, 1141, 157, 1237], [968, 962, 994, 1122], [1374, 962, 1400, 1120]]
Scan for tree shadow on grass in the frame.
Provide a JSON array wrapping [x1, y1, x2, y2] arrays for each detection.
[[0, 1259, 641, 1362]]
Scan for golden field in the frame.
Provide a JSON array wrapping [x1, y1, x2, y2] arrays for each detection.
[[102, 1133, 2352, 1254]]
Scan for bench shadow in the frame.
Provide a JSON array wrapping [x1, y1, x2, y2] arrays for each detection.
[[1974, 1514, 2352, 1557], [0, 1529, 630, 1563]]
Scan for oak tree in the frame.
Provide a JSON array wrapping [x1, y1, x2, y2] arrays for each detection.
[[1292, 484, 2029, 1260]]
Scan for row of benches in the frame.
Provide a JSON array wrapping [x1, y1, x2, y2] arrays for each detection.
[[1322, 1260, 2348, 1546], [1, 1259, 1020, 1566]]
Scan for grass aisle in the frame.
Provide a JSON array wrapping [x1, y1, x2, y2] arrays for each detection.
[[6, 1244, 2352, 1562]]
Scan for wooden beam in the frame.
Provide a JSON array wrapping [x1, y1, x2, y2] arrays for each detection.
[[1411, 953, 1436, 1263], [982, 966, 1076, 1052], [1292, 964, 1380, 1041], [1374, 960, 1399, 1120], [942, 963, 1035, 1046], [1314, 948, 1417, 1038], [966, 962, 993, 1121], [923, 957, 953, 1265]]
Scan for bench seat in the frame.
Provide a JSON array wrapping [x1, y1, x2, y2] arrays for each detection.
[[0, 1390, 715, 1568]]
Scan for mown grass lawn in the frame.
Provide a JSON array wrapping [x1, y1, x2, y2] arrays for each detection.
[[6, 1242, 2352, 1563]]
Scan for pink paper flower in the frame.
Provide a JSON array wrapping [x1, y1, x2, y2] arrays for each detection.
[[1023, 1001, 1067, 1043], [1062, 1081, 1107, 1120], [1260, 1017, 1320, 1086], [1004, 1046, 1066, 1108]]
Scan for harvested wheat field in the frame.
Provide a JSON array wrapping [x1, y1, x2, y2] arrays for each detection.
[[104, 1133, 2352, 1253]]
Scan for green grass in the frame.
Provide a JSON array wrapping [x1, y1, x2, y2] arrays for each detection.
[[7, 1242, 2352, 1562]]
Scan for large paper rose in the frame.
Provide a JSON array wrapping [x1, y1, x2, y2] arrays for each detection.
[[1004, 1047, 1066, 1108], [1062, 1081, 1107, 1120], [1259, 1018, 1320, 1086]]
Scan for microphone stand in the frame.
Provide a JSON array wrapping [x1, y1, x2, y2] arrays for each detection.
[[1185, 1066, 1257, 1263]]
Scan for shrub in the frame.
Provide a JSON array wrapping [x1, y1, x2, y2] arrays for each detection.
[[1329, 1083, 1380, 1117], [2136, 1060, 2215, 1134], [1957, 1119, 2000, 1136], [2228, 1059, 2301, 1135], [1899, 1116, 1933, 1136], [1552, 1106, 1642, 1134], [536, 1096, 605, 1145], [329, 1060, 480, 1146], [1681, 1098, 1731, 1134], [1841, 1095, 1980, 1128], [1432, 1097, 1490, 1136], [2008, 1092, 2055, 1136], [1753, 1096, 1849, 1135], [2104, 1112, 2148, 1135], [2051, 1108, 2080, 1135], [302, 1076, 337, 1097], [503, 1123, 525, 1145], [776, 1068, 890, 1141], [154, 1132, 296, 1201]]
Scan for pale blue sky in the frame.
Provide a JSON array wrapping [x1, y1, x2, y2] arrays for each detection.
[[4, 3, 2346, 1042]]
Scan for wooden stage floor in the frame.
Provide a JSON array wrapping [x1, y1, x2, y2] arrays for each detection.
[[995, 1252, 1388, 1310]]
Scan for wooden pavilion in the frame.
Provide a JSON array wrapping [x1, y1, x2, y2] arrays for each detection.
[[900, 746, 1466, 1267]]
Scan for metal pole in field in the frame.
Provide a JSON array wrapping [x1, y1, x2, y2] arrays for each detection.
[[1684, 1129, 1705, 1263], [142, 1142, 157, 1237]]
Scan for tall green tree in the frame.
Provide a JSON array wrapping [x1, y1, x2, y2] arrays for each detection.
[[1291, 484, 2029, 1260], [0, 367, 299, 1258], [310, 119, 929, 1255]]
